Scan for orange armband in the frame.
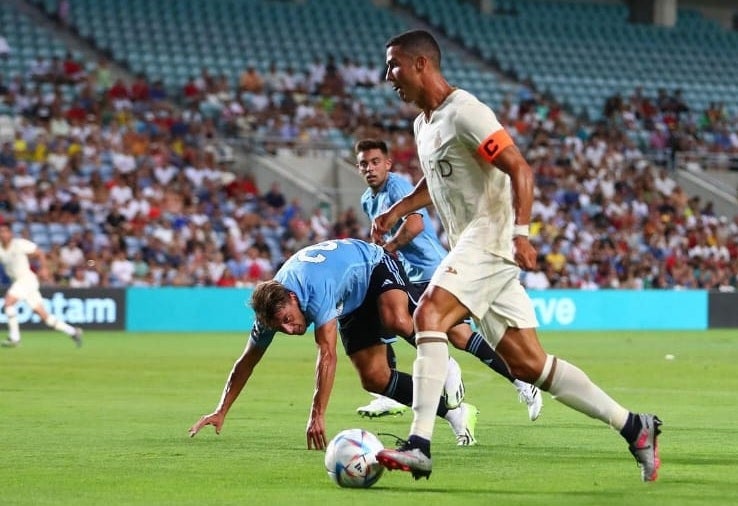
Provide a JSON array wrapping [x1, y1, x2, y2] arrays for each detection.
[[477, 129, 514, 163]]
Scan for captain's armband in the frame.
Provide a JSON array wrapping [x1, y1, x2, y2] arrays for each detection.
[[477, 129, 514, 163]]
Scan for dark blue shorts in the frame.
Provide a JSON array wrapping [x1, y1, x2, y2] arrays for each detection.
[[338, 253, 413, 356]]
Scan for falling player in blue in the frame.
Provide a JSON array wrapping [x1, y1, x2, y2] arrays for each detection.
[[356, 139, 542, 421], [188, 239, 478, 449]]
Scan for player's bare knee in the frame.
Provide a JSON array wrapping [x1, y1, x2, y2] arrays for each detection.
[[359, 370, 389, 393], [381, 311, 413, 338], [413, 300, 444, 331], [447, 324, 470, 350]]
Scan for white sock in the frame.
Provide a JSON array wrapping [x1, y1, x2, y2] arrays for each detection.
[[547, 357, 630, 430], [6, 305, 20, 341], [409, 333, 449, 440], [44, 315, 76, 336]]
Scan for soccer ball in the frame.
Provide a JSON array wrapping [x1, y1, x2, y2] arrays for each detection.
[[324, 428, 385, 488]]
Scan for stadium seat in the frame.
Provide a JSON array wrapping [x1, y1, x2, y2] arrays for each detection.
[[398, 0, 738, 120]]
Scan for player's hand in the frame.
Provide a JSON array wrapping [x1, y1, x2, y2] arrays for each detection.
[[188, 412, 225, 438], [513, 236, 537, 271], [306, 414, 327, 450], [371, 211, 395, 246]]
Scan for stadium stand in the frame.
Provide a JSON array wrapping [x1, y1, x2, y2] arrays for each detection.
[[0, 0, 736, 291], [396, 0, 738, 120]]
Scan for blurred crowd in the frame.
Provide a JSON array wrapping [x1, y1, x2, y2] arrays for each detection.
[[1, 53, 737, 291]]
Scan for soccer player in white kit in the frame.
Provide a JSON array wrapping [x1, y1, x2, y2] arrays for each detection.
[[354, 138, 542, 424], [372, 30, 661, 482], [0, 222, 83, 347]]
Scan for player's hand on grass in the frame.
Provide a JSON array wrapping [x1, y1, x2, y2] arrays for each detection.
[[188, 412, 225, 437], [306, 414, 327, 450]]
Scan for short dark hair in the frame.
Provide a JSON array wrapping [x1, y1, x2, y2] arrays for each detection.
[[250, 280, 292, 327], [385, 29, 442, 68], [354, 138, 389, 156]]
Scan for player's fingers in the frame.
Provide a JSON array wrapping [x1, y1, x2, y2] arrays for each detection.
[[188, 417, 209, 436], [189, 416, 219, 437]]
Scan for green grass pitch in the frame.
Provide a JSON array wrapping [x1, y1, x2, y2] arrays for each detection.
[[1, 329, 737, 506]]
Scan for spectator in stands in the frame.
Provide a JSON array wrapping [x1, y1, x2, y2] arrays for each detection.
[[263, 181, 286, 211], [27, 56, 50, 82], [182, 76, 202, 105], [239, 64, 264, 94], [57, 0, 70, 26], [263, 61, 286, 94], [0, 34, 10, 59], [69, 264, 94, 288], [59, 236, 85, 271], [108, 78, 131, 110], [149, 80, 167, 102], [309, 206, 331, 242], [110, 249, 135, 286], [243, 245, 273, 286], [215, 265, 237, 287], [62, 52, 86, 84], [130, 73, 150, 105], [356, 59, 382, 88], [319, 64, 345, 97]]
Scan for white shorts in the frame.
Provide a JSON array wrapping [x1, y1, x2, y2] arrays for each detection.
[[429, 238, 538, 347], [7, 277, 44, 308]]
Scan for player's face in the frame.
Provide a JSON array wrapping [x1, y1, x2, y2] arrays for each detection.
[[356, 149, 391, 190], [385, 46, 418, 103], [0, 225, 12, 244], [272, 295, 307, 335]]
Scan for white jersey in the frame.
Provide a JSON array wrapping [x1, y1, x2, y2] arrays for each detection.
[[414, 89, 515, 261], [0, 238, 38, 282]]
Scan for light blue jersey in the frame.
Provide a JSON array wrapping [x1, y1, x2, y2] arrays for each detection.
[[360, 172, 447, 283], [250, 239, 385, 348]]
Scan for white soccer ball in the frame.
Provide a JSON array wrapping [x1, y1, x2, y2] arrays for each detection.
[[324, 428, 385, 488]]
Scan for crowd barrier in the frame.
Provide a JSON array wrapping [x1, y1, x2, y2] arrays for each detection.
[[2, 287, 735, 332]]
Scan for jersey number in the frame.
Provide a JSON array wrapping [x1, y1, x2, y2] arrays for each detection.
[[296, 241, 340, 263]]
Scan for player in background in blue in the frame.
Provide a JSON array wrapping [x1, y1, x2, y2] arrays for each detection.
[[355, 139, 542, 421], [188, 238, 478, 449]]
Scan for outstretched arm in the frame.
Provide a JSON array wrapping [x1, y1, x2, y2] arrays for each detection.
[[371, 177, 432, 245], [188, 339, 267, 437], [305, 318, 338, 450]]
